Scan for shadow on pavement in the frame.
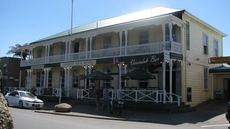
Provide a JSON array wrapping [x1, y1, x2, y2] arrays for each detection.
[[41, 99, 229, 125]]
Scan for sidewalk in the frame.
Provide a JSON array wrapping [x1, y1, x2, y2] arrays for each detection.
[[35, 100, 229, 125]]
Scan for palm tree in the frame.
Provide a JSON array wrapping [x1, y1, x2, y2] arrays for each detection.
[[6, 43, 29, 60]]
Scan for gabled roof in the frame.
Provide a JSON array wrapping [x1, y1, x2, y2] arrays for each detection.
[[209, 64, 230, 73], [31, 7, 183, 44]]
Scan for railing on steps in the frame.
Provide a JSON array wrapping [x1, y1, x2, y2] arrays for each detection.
[[76, 89, 181, 106]]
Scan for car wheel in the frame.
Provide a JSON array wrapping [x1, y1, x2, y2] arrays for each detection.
[[18, 101, 23, 108], [36, 107, 41, 110]]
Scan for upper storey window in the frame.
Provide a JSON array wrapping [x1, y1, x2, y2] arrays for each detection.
[[165, 25, 177, 42], [61, 44, 66, 55], [203, 34, 208, 55], [104, 36, 112, 49], [139, 30, 148, 44], [87, 37, 95, 51], [37, 48, 42, 58], [213, 39, 218, 57]]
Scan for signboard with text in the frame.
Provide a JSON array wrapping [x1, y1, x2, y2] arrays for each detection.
[[209, 57, 230, 64]]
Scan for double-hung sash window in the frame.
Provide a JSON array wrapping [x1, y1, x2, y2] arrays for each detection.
[[48, 71, 52, 87], [49, 46, 54, 56], [87, 37, 95, 51], [60, 71, 65, 87], [61, 44, 66, 55], [139, 30, 148, 44], [165, 25, 177, 42], [104, 36, 112, 49], [203, 34, 208, 55], [213, 39, 218, 57], [37, 48, 42, 58], [73, 70, 79, 88]]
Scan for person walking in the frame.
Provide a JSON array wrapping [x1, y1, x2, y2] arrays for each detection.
[[95, 85, 101, 110], [101, 89, 110, 109]]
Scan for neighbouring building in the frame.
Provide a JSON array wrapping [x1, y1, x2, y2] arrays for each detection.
[[0, 57, 22, 94], [15, 7, 228, 107]]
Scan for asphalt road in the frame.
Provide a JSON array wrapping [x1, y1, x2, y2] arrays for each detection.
[[9, 106, 230, 129]]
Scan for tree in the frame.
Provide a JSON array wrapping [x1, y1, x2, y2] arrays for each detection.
[[6, 43, 29, 60]]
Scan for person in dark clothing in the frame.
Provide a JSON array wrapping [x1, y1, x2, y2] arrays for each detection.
[[95, 86, 101, 110], [30, 86, 37, 96]]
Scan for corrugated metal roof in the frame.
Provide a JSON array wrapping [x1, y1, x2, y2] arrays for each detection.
[[31, 7, 182, 44]]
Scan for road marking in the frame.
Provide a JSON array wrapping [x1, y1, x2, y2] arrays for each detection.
[[201, 124, 230, 128]]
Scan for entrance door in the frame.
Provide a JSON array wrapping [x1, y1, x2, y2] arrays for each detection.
[[166, 71, 176, 93], [224, 78, 230, 99]]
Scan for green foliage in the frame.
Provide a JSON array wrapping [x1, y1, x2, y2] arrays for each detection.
[[6, 43, 29, 60]]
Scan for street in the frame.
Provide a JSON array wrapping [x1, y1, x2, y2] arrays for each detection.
[[9, 107, 230, 129]]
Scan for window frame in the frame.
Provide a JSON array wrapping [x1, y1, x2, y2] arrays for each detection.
[[203, 33, 209, 55], [103, 36, 112, 49], [73, 69, 79, 88], [139, 30, 149, 44], [213, 39, 218, 57]]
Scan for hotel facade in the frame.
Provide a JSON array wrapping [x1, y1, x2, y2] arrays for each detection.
[[10, 7, 228, 107]]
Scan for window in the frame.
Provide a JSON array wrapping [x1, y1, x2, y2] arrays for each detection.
[[60, 71, 65, 87], [119, 32, 126, 47], [104, 36, 112, 49], [139, 80, 148, 89], [87, 37, 95, 51], [103, 68, 111, 87], [61, 44, 66, 55], [213, 39, 218, 57], [204, 68, 208, 90], [73, 42, 79, 53], [203, 34, 208, 55], [37, 48, 42, 58], [139, 30, 148, 44], [165, 25, 177, 42], [36, 72, 44, 87], [186, 21, 190, 50], [121, 67, 127, 88], [49, 46, 54, 56], [48, 71, 52, 87], [73, 70, 79, 88]]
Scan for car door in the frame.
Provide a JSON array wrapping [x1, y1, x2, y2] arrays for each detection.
[[7, 91, 16, 106], [12, 91, 20, 106]]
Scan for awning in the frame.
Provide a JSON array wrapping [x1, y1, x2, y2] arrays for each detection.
[[121, 69, 156, 80], [85, 71, 114, 80], [209, 64, 230, 73]]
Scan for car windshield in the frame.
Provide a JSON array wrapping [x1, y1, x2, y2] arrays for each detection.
[[19, 92, 35, 98]]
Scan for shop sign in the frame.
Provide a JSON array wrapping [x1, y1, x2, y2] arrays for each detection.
[[61, 60, 96, 67], [209, 56, 230, 64], [125, 54, 163, 67], [31, 65, 44, 69]]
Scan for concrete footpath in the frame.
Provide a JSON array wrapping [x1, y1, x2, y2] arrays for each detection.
[[35, 100, 229, 125]]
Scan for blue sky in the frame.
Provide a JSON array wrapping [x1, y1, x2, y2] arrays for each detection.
[[0, 0, 229, 57]]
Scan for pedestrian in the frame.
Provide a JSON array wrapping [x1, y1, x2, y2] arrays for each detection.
[[101, 89, 110, 109], [95, 85, 101, 110], [30, 86, 36, 96]]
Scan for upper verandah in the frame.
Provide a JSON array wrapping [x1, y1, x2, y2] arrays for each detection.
[[29, 7, 184, 44]]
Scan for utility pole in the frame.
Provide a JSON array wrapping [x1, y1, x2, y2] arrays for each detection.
[[70, 0, 74, 35]]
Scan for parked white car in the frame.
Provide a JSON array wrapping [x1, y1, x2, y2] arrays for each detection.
[[5, 90, 44, 109]]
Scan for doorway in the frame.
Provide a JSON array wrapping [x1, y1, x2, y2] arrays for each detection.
[[224, 78, 230, 99]]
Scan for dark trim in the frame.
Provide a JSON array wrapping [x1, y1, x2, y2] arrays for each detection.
[[171, 53, 183, 60], [20, 66, 31, 70], [45, 63, 60, 68], [96, 58, 113, 64]]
